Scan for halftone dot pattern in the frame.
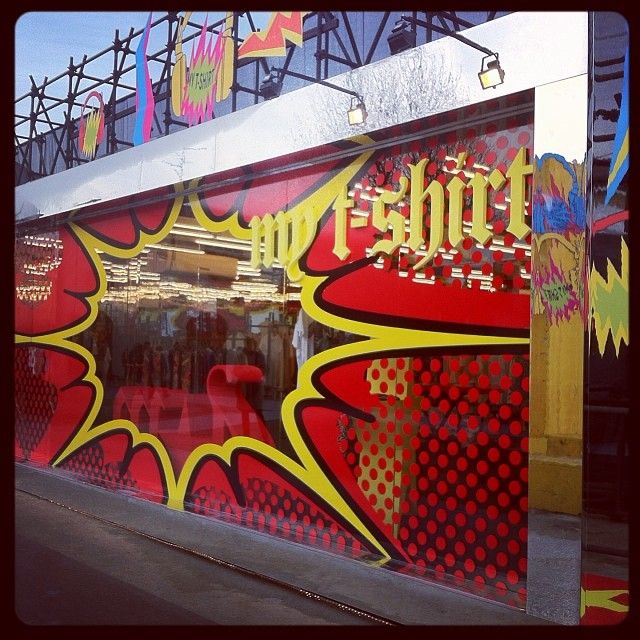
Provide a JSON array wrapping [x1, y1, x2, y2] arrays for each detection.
[[188, 478, 369, 559], [187, 485, 241, 523], [59, 443, 138, 491], [15, 346, 58, 460], [366, 357, 410, 401], [358, 111, 533, 294], [242, 477, 367, 557], [343, 350, 528, 600]]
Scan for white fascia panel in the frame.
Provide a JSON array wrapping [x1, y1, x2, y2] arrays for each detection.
[[15, 11, 587, 222]]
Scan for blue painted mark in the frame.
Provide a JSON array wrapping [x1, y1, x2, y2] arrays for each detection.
[[532, 153, 585, 234], [133, 13, 154, 146], [605, 47, 629, 205]]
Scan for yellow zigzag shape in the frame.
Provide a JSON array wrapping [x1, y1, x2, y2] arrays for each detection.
[[581, 587, 629, 617], [590, 237, 629, 356], [238, 11, 307, 59], [82, 109, 102, 158]]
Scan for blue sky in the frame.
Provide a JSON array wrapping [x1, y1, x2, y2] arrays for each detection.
[[14, 11, 270, 139], [15, 12, 154, 99], [14, 11, 270, 99]]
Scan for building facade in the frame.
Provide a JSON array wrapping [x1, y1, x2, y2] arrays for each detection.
[[15, 11, 629, 625]]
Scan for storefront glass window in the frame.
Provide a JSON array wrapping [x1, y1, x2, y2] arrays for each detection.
[[16, 94, 535, 607]]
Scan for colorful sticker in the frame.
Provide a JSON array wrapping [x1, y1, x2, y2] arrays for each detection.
[[533, 254, 581, 325], [133, 13, 154, 145], [182, 20, 225, 126], [605, 48, 629, 205], [238, 11, 307, 59], [590, 237, 629, 356], [79, 91, 105, 159]]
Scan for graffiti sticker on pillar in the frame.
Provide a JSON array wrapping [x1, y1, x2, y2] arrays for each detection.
[[532, 153, 586, 323], [182, 20, 225, 126], [605, 48, 629, 205], [533, 254, 580, 324], [238, 11, 307, 59], [133, 12, 154, 146], [533, 154, 585, 234], [590, 237, 629, 356], [79, 91, 105, 159]]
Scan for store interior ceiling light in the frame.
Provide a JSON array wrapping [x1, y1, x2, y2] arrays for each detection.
[[147, 243, 205, 255], [478, 53, 505, 89]]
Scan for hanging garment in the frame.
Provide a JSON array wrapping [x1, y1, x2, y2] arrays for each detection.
[[292, 308, 314, 369]]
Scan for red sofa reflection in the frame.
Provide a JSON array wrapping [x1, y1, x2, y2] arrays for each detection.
[[112, 364, 274, 447]]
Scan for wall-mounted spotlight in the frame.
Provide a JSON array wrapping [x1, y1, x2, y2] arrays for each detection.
[[259, 69, 283, 100], [387, 17, 416, 54], [260, 66, 367, 126], [398, 14, 505, 90], [478, 53, 505, 89], [347, 96, 367, 125]]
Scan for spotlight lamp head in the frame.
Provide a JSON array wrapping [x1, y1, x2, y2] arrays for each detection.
[[478, 53, 505, 89], [347, 95, 367, 126], [259, 68, 283, 100], [387, 17, 416, 54]]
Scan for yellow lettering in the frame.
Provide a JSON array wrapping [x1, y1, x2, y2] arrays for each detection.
[[250, 145, 531, 277], [408, 160, 445, 270], [446, 174, 467, 249], [470, 169, 506, 245], [276, 214, 289, 265], [262, 213, 276, 267], [371, 178, 409, 255], [249, 216, 263, 269], [332, 185, 355, 260], [506, 147, 533, 239], [249, 207, 318, 279], [260, 214, 277, 267], [289, 208, 317, 270]]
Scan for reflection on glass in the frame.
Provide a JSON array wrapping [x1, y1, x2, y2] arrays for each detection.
[[86, 211, 359, 471]]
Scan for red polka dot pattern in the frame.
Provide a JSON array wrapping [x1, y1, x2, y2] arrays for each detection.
[[188, 485, 241, 523], [59, 443, 138, 491], [15, 346, 58, 460], [187, 478, 370, 559], [343, 351, 528, 600]]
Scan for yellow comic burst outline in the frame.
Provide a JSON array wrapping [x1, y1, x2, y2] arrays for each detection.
[[580, 586, 629, 618], [15, 143, 530, 557], [182, 146, 529, 556], [15, 186, 187, 505], [590, 237, 629, 356]]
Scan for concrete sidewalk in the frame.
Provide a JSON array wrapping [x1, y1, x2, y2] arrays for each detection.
[[15, 463, 555, 626]]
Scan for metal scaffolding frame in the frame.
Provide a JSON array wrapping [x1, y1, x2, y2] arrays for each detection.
[[15, 11, 508, 186]]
